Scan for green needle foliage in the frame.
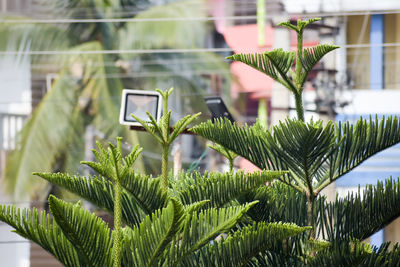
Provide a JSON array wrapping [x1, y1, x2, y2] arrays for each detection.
[[227, 18, 339, 121], [0, 88, 307, 266], [208, 143, 238, 172], [131, 88, 201, 189], [3, 17, 400, 266], [192, 18, 400, 264]]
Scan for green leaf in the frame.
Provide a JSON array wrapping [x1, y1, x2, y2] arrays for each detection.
[[119, 0, 209, 53], [279, 18, 322, 33], [0, 204, 81, 266], [4, 72, 81, 200], [0, 18, 76, 64], [240, 181, 308, 226], [194, 116, 400, 195], [191, 222, 310, 267], [121, 198, 186, 267], [145, 111, 164, 139], [169, 113, 201, 143], [301, 44, 339, 85], [49, 195, 113, 267], [82, 138, 143, 182], [166, 201, 258, 265], [192, 118, 272, 170], [131, 114, 163, 143], [308, 239, 372, 266], [227, 49, 296, 93], [278, 21, 299, 32], [173, 170, 285, 208], [123, 144, 142, 170], [298, 18, 322, 32], [184, 200, 211, 215], [208, 143, 238, 162], [192, 118, 338, 193], [119, 172, 168, 214], [4, 41, 142, 200], [317, 178, 400, 241], [318, 116, 400, 191], [362, 242, 400, 266], [269, 119, 338, 191], [34, 172, 145, 227]]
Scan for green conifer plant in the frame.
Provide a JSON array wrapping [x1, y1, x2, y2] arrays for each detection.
[[192, 18, 400, 264], [0, 89, 310, 266]]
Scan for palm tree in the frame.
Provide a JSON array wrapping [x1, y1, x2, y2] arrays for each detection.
[[1, 0, 228, 201]]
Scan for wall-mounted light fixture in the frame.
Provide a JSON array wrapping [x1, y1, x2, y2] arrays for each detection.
[[204, 96, 235, 123], [119, 89, 162, 126]]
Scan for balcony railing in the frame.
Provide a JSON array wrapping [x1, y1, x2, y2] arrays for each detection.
[[0, 113, 27, 177], [0, 113, 27, 151]]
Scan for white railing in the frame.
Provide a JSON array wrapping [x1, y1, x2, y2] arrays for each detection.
[[0, 113, 27, 151], [1, 0, 32, 14], [0, 113, 27, 178]]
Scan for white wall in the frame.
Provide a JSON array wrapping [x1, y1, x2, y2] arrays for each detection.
[[0, 224, 30, 267], [340, 90, 400, 115]]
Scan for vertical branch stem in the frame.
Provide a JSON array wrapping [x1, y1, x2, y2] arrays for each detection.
[[229, 158, 234, 172], [306, 192, 315, 240], [295, 93, 305, 121], [161, 144, 169, 189], [163, 95, 168, 117], [113, 180, 122, 267], [295, 27, 303, 89], [295, 24, 305, 121]]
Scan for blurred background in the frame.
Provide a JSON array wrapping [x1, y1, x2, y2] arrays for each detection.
[[0, 0, 400, 266]]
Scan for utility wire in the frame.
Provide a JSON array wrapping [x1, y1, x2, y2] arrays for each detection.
[[0, 48, 232, 55], [1, 9, 400, 24], [1, 42, 400, 56], [0, 15, 257, 24]]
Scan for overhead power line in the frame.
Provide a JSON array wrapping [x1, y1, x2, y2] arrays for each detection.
[[0, 15, 259, 24], [0, 47, 233, 55], [1, 43, 400, 56], [1, 10, 400, 24]]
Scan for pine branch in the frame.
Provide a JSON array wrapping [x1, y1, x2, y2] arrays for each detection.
[[185, 222, 310, 267], [122, 198, 185, 267], [0, 204, 81, 267], [119, 172, 168, 213], [317, 178, 400, 241], [208, 143, 238, 172], [34, 172, 146, 227], [172, 170, 285, 209], [301, 44, 339, 86], [239, 182, 308, 226], [307, 239, 372, 266], [227, 50, 297, 93], [317, 116, 400, 193], [166, 202, 258, 265], [49, 195, 113, 267]]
